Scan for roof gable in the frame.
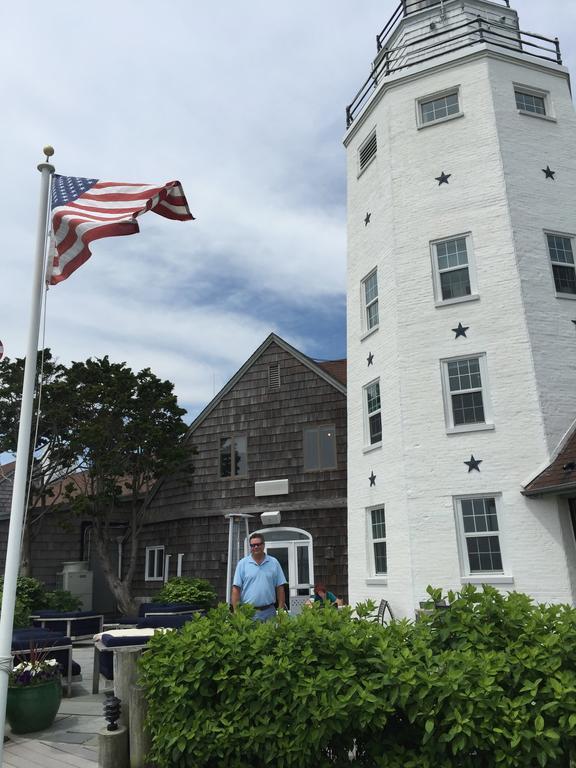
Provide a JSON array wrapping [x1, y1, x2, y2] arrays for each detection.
[[186, 333, 346, 438]]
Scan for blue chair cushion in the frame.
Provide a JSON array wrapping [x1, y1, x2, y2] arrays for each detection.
[[100, 633, 152, 648], [12, 629, 71, 650], [99, 650, 114, 680], [32, 610, 97, 618], [136, 613, 197, 629], [11, 630, 80, 679], [117, 616, 139, 626], [31, 612, 102, 637], [118, 602, 201, 624], [98, 633, 152, 682], [139, 602, 201, 617]]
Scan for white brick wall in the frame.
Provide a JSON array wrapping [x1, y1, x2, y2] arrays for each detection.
[[345, 12, 576, 617]]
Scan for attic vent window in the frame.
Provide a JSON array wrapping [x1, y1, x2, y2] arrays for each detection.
[[358, 130, 377, 174], [268, 363, 280, 390]]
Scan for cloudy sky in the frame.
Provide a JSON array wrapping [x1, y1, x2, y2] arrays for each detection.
[[1, 1, 575, 420]]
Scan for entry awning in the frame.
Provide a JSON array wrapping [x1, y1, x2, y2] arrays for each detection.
[[523, 426, 576, 497]]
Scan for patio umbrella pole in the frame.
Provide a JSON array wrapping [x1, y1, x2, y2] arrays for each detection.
[[225, 514, 235, 605]]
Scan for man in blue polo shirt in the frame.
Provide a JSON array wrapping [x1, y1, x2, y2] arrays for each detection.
[[231, 532, 286, 622]]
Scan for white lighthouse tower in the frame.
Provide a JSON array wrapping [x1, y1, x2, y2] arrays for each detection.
[[345, 0, 576, 617]]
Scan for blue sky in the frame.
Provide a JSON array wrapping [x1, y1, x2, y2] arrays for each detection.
[[1, 1, 574, 420]]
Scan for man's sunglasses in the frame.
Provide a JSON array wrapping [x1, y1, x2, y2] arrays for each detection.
[[250, 542, 263, 548]]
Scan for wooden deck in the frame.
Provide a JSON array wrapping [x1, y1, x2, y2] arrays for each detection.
[[3, 738, 97, 766]]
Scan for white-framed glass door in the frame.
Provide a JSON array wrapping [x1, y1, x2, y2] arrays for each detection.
[[250, 527, 314, 604]]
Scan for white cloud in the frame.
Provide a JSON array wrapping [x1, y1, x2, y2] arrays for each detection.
[[1, 0, 575, 418]]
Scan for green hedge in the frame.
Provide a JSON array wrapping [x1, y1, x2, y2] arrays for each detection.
[[139, 586, 576, 768], [0, 577, 81, 626], [152, 577, 216, 608]]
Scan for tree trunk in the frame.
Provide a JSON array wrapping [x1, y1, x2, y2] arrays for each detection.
[[92, 524, 137, 615]]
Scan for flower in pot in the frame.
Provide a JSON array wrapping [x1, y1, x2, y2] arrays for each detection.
[[7, 650, 62, 734]]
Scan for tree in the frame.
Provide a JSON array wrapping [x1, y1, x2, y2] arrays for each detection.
[[0, 352, 190, 614], [62, 357, 190, 615], [0, 350, 81, 574]]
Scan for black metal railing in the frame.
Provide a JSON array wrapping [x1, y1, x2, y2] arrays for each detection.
[[347, 16, 562, 127], [377, 0, 511, 50]]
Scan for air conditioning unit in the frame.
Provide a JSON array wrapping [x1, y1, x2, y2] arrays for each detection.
[[59, 561, 93, 610]]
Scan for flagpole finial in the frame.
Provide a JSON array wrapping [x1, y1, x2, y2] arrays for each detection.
[[38, 146, 55, 174]]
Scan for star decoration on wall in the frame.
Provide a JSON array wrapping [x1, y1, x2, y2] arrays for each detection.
[[369, 471, 376, 486], [542, 166, 556, 180], [435, 171, 451, 185], [364, 212, 372, 226], [452, 322, 469, 339], [464, 455, 482, 472], [367, 352, 374, 366]]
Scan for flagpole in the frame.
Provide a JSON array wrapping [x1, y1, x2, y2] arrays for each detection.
[[0, 147, 54, 762]]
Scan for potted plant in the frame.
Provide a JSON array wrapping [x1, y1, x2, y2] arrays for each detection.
[[6, 649, 62, 733]]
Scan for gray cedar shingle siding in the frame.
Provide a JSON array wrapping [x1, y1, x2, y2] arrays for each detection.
[[0, 510, 85, 590], [137, 339, 348, 602], [146, 344, 346, 520], [28, 511, 84, 589], [0, 467, 15, 520], [135, 508, 348, 603]]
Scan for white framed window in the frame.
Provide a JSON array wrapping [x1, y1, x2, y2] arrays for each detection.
[[367, 506, 387, 575], [454, 496, 504, 576], [431, 233, 477, 305], [361, 269, 379, 333], [417, 88, 461, 127], [513, 85, 554, 121], [303, 425, 337, 471], [220, 435, 248, 478], [358, 129, 377, 175], [441, 354, 492, 432], [363, 379, 382, 446], [546, 232, 576, 297], [145, 545, 165, 581]]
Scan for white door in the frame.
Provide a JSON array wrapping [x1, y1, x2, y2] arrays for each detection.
[[252, 528, 314, 606]]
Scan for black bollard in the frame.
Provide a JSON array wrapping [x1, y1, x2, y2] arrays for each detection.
[[103, 691, 121, 731]]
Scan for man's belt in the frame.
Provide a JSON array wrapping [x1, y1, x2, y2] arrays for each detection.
[[254, 604, 274, 610]]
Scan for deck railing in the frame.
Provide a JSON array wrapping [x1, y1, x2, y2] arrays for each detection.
[[377, 0, 511, 50], [347, 16, 561, 127]]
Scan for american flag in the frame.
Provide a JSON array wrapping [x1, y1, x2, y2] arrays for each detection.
[[48, 175, 194, 284]]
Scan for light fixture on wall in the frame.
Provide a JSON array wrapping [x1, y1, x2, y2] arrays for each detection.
[[260, 511, 281, 525]]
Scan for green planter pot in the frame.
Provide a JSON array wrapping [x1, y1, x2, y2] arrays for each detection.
[[7, 679, 62, 733]]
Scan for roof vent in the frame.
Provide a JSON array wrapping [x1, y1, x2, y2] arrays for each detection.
[[268, 363, 280, 390]]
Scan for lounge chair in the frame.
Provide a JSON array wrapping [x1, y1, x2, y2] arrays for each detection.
[[31, 610, 104, 640], [12, 627, 81, 696]]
